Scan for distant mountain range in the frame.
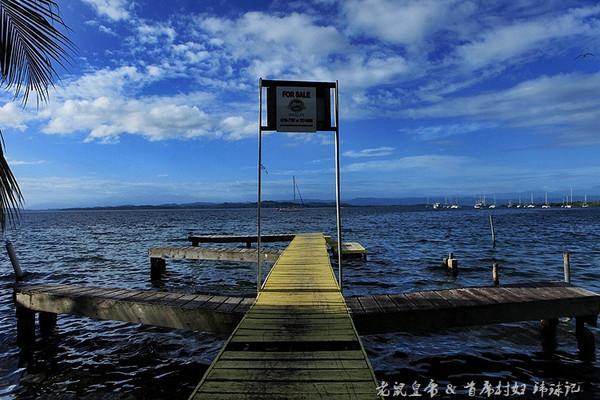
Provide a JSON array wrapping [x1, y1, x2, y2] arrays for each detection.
[[33, 191, 599, 211]]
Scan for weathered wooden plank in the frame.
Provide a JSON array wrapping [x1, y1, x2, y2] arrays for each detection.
[[206, 368, 374, 382], [149, 246, 281, 263], [219, 351, 367, 361], [14, 285, 246, 335], [188, 233, 296, 245]]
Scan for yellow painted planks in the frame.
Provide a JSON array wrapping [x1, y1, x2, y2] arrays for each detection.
[[190, 233, 377, 400]]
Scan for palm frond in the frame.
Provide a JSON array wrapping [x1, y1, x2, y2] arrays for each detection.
[[0, 129, 23, 231], [0, 0, 72, 105]]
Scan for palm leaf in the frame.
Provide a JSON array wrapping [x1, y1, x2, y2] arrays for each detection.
[[0, 129, 23, 231], [0, 0, 72, 104], [0, 0, 71, 231]]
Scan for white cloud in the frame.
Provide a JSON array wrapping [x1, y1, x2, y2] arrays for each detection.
[[343, 146, 395, 158], [8, 160, 46, 166], [135, 20, 176, 45], [194, 11, 412, 90], [346, 155, 470, 172], [0, 102, 31, 130], [27, 66, 255, 143], [402, 123, 494, 141], [342, 0, 474, 46], [82, 0, 130, 21], [454, 5, 600, 70], [403, 72, 600, 143]]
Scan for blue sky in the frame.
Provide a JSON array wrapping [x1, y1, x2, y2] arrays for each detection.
[[2, 0, 600, 208]]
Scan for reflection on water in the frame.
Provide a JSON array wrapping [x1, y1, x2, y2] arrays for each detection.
[[1, 207, 599, 398]]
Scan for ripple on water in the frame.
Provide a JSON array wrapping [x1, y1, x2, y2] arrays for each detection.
[[1, 207, 599, 398]]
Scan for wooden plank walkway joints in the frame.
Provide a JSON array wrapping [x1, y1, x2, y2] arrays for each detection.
[[189, 233, 378, 399]]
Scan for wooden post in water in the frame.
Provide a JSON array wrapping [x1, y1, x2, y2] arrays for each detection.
[[39, 311, 57, 336], [492, 263, 500, 286], [150, 257, 166, 281], [575, 316, 596, 358], [489, 215, 496, 248], [5, 240, 24, 280], [540, 318, 558, 353], [563, 252, 571, 284], [443, 252, 458, 275], [16, 306, 35, 346]]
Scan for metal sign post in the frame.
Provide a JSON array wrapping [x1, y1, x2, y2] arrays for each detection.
[[257, 78, 263, 296], [257, 79, 342, 295], [334, 80, 343, 293]]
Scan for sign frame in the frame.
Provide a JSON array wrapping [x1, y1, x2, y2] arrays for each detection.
[[256, 78, 343, 294]]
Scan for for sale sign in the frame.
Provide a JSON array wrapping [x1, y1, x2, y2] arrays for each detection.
[[275, 86, 317, 132]]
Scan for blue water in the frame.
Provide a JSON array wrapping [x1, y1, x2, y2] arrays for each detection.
[[1, 207, 599, 398]]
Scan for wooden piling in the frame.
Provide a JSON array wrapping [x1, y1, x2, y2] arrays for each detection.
[[16, 306, 35, 346], [39, 312, 57, 336], [540, 318, 558, 353], [442, 252, 458, 275], [575, 316, 596, 357], [489, 215, 496, 248], [492, 263, 499, 286], [5, 240, 25, 280], [150, 257, 166, 281], [563, 252, 571, 284]]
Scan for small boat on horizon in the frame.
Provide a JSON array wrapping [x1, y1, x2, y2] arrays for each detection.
[[542, 192, 551, 209]]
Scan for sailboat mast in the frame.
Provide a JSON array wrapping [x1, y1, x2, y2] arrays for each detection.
[[293, 176, 296, 203]]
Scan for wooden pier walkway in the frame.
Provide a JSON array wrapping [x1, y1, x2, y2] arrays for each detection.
[[189, 233, 296, 247], [189, 233, 377, 399]]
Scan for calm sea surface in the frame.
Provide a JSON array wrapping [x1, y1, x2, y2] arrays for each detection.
[[1, 207, 600, 399]]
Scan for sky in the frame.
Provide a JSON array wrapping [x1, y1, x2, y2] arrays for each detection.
[[1, 0, 600, 208]]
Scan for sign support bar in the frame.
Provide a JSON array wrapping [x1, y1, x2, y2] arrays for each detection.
[[257, 78, 263, 296]]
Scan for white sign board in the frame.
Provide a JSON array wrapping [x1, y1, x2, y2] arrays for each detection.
[[276, 86, 317, 132]]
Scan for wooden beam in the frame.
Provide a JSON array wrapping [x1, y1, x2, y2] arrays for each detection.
[[14, 285, 252, 336], [149, 247, 281, 263], [348, 283, 600, 335], [188, 234, 296, 246]]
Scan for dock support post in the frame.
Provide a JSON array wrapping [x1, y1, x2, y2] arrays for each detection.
[[443, 252, 458, 275], [5, 240, 25, 280], [540, 318, 558, 353], [492, 263, 500, 286], [16, 306, 35, 346], [150, 257, 166, 281], [575, 315, 596, 358], [563, 252, 571, 284], [489, 215, 496, 248], [39, 312, 57, 336]]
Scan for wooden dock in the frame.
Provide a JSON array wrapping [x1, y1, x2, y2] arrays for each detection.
[[347, 282, 600, 335], [149, 247, 282, 263], [188, 233, 296, 247], [14, 284, 253, 335], [329, 241, 368, 260], [189, 233, 377, 399]]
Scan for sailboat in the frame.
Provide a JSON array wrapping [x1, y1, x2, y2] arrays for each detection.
[[582, 194, 590, 208], [526, 192, 536, 208], [279, 176, 304, 211], [542, 192, 551, 209], [564, 188, 573, 209], [488, 194, 496, 209]]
